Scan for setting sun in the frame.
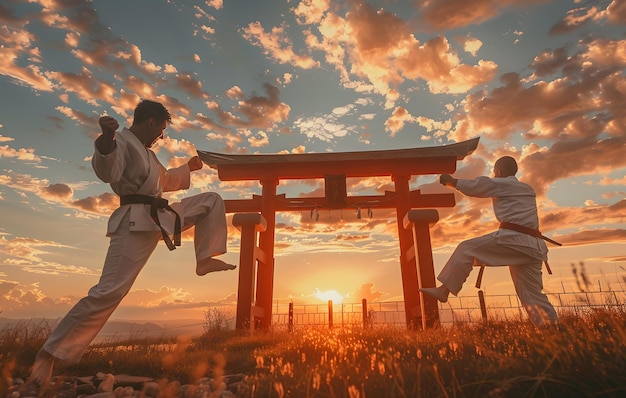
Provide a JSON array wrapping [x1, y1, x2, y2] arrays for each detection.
[[314, 289, 344, 304]]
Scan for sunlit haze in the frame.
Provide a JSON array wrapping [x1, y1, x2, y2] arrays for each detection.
[[0, 0, 625, 323], [315, 289, 344, 304]]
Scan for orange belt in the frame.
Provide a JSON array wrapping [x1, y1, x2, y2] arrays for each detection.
[[499, 222, 562, 247], [475, 221, 561, 289]]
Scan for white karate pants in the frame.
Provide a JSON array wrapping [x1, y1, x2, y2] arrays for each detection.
[[42, 192, 227, 363], [437, 234, 558, 325]]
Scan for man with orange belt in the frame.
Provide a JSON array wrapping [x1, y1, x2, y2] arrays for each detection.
[[420, 156, 558, 326]]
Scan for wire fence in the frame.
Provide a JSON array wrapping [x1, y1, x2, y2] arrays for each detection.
[[270, 289, 626, 331], [77, 289, 626, 341]]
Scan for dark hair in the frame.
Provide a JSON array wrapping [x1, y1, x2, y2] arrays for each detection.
[[133, 100, 171, 125], [495, 156, 518, 176]]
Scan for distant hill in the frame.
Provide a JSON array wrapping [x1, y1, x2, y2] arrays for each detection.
[[0, 317, 206, 342]]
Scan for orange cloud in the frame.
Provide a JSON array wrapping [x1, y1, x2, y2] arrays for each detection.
[[302, 2, 498, 105], [385, 106, 414, 136], [0, 167, 121, 216], [452, 36, 626, 146], [55, 106, 100, 137], [550, 5, 600, 34], [0, 25, 55, 92], [41, 183, 73, 201], [173, 73, 208, 99], [548, 1, 625, 35], [606, 0, 626, 24], [0, 235, 94, 276], [420, 0, 550, 30], [293, 0, 330, 25], [248, 131, 270, 147], [0, 170, 49, 196], [0, 138, 41, 162], [335, 234, 370, 241], [159, 136, 198, 158], [0, 278, 80, 318], [123, 286, 193, 308], [46, 70, 119, 107], [71, 192, 118, 215], [554, 228, 626, 246], [210, 83, 291, 130], [521, 136, 626, 195], [241, 21, 320, 69], [348, 282, 384, 302]]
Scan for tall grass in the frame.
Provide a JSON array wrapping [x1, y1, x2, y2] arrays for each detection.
[[2, 308, 625, 397], [245, 309, 626, 397]]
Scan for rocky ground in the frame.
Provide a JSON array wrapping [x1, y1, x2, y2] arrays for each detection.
[[5, 372, 250, 398]]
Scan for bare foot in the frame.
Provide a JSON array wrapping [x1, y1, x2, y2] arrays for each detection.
[[196, 258, 236, 276], [27, 349, 55, 388], [419, 286, 450, 303]]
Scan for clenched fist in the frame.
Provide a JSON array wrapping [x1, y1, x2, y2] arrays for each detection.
[[99, 116, 119, 138], [187, 155, 203, 172], [439, 173, 457, 188]]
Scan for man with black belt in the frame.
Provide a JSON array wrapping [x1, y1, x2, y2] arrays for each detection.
[[420, 156, 558, 326], [29, 100, 235, 385]]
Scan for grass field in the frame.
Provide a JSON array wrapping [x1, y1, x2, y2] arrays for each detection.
[[2, 308, 625, 397]]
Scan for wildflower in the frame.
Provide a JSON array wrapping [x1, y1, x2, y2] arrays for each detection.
[[312, 372, 321, 390], [273, 382, 284, 398], [348, 384, 361, 398]]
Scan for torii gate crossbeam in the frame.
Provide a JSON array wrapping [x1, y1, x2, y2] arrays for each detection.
[[198, 137, 479, 330]]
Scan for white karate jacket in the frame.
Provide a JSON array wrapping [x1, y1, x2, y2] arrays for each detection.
[[92, 128, 190, 236], [456, 176, 548, 261]]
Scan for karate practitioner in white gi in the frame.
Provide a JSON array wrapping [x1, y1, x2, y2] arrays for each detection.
[[420, 156, 558, 326], [29, 100, 235, 385]]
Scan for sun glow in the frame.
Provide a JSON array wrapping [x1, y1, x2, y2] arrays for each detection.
[[314, 289, 344, 304]]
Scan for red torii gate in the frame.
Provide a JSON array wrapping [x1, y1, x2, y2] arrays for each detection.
[[198, 137, 479, 330]]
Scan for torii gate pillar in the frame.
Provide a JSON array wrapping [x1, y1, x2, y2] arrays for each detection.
[[393, 173, 423, 328], [257, 178, 278, 329], [404, 209, 440, 329]]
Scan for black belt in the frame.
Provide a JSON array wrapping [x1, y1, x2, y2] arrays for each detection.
[[119, 194, 181, 251]]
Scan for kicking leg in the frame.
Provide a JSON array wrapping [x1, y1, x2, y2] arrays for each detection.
[[177, 192, 236, 275], [419, 285, 451, 303], [196, 257, 236, 275]]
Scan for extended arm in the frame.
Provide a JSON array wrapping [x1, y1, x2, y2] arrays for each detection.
[[159, 155, 202, 192]]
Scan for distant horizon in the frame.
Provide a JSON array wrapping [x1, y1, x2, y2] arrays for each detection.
[[2, 281, 623, 324]]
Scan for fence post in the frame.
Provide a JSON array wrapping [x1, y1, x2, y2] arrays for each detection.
[[478, 290, 488, 320], [328, 300, 333, 329], [288, 302, 294, 332], [362, 298, 368, 329]]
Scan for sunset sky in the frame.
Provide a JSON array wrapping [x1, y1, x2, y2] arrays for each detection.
[[1, 0, 625, 323]]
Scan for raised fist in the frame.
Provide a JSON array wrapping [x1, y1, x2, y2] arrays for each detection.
[[99, 116, 119, 137]]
